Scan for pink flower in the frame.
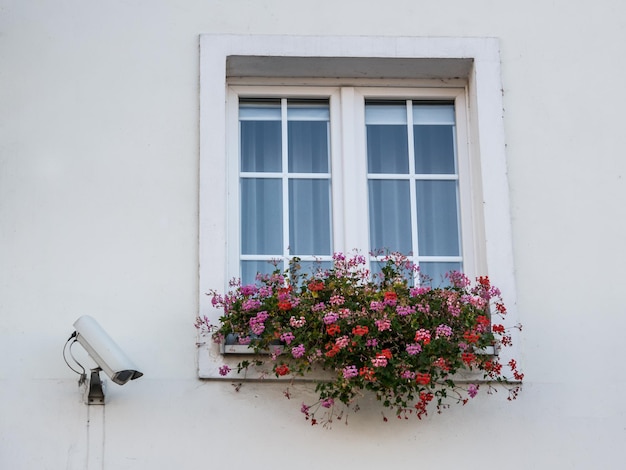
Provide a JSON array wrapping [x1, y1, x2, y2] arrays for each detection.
[[335, 335, 349, 349], [371, 355, 388, 367], [321, 397, 335, 408], [323, 312, 339, 324], [375, 317, 391, 332], [291, 344, 305, 358], [406, 343, 422, 355], [342, 365, 358, 379], [280, 332, 295, 344], [218, 365, 231, 376], [468, 384, 478, 398]]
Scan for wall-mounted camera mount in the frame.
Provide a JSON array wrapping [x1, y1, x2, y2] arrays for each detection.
[[63, 315, 143, 405]]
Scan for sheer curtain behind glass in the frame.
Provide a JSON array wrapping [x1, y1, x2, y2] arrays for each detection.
[[239, 99, 332, 284], [366, 101, 462, 284]]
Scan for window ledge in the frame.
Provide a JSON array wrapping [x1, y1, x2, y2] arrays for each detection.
[[197, 335, 501, 383]]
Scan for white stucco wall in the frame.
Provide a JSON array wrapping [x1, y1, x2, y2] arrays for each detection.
[[1, 1, 625, 469]]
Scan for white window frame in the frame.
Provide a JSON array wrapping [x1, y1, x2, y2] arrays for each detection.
[[198, 35, 519, 380]]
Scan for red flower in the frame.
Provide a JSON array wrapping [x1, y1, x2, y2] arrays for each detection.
[[384, 291, 397, 302], [495, 302, 507, 314], [478, 276, 490, 287], [278, 300, 292, 311], [380, 348, 392, 359], [326, 324, 341, 336], [275, 364, 290, 376], [352, 325, 369, 336], [325, 344, 340, 357], [461, 352, 476, 365], [419, 391, 434, 402], [463, 330, 480, 344], [308, 280, 324, 292], [492, 324, 505, 334], [415, 373, 431, 385], [359, 366, 376, 381], [476, 315, 489, 327], [484, 360, 502, 375]]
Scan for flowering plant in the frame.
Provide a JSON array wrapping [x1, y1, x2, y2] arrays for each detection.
[[197, 252, 522, 425]]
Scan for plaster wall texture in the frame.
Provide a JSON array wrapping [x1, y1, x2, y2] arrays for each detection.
[[1, 1, 625, 468]]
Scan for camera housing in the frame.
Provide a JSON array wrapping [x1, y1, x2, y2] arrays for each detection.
[[73, 315, 143, 385]]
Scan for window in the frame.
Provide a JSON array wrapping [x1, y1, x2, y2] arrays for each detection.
[[198, 35, 519, 378], [228, 86, 475, 286]]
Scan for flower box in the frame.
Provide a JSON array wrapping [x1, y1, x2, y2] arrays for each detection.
[[197, 252, 522, 425]]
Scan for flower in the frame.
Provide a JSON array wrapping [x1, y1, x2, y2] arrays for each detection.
[[291, 344, 306, 358], [204, 251, 522, 426]]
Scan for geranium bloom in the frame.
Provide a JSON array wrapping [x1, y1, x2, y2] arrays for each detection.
[[278, 300, 292, 311], [308, 280, 324, 292], [342, 365, 358, 379], [406, 343, 422, 355], [359, 366, 375, 381], [218, 365, 231, 376], [275, 364, 290, 376], [415, 373, 431, 385], [326, 324, 341, 336], [461, 352, 476, 365], [352, 325, 369, 336], [383, 291, 397, 306], [240, 284, 259, 296], [435, 324, 453, 338], [289, 316, 306, 328], [396, 305, 415, 316], [280, 332, 295, 344], [323, 312, 339, 324], [467, 384, 478, 398], [325, 344, 340, 357], [371, 355, 388, 367], [335, 335, 349, 349], [375, 317, 391, 331], [242, 298, 261, 311], [463, 330, 480, 344], [291, 344, 305, 358], [321, 398, 334, 408], [434, 357, 449, 372], [414, 328, 431, 344]]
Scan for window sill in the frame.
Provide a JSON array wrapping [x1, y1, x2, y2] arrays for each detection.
[[197, 335, 500, 382]]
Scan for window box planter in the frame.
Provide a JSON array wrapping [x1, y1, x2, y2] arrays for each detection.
[[197, 252, 522, 424]]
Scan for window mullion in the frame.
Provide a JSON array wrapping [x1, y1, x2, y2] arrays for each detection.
[[406, 100, 420, 273], [338, 87, 370, 257], [281, 98, 289, 268]]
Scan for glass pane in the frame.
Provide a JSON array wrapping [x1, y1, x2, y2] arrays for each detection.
[[415, 180, 460, 256], [288, 102, 329, 173], [413, 104, 456, 174], [241, 178, 282, 255], [241, 260, 281, 286], [366, 103, 408, 174], [419, 262, 462, 287], [240, 103, 281, 172], [289, 179, 331, 255], [368, 180, 412, 254], [414, 125, 456, 174]]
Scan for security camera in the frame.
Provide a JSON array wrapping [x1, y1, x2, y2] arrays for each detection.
[[73, 315, 143, 385]]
